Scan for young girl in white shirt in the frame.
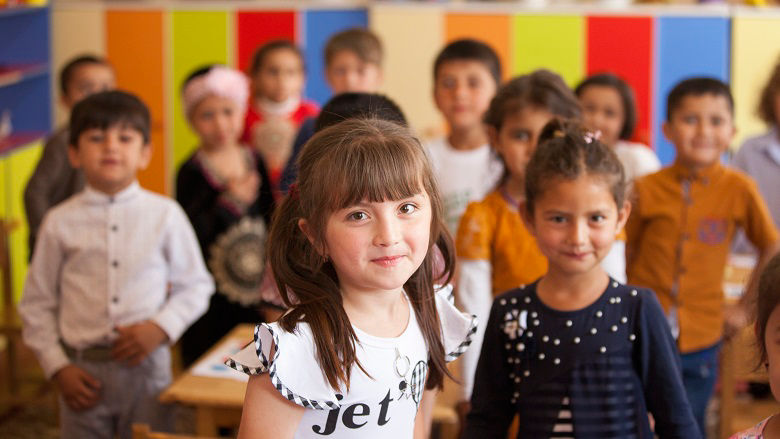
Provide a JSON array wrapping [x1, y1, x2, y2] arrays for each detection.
[[575, 73, 661, 182], [228, 118, 476, 439]]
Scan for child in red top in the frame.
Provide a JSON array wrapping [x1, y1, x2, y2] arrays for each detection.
[[241, 40, 319, 195]]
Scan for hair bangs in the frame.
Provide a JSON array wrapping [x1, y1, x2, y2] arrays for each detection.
[[324, 135, 428, 211]]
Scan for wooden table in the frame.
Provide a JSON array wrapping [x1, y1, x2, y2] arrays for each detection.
[[160, 324, 254, 436], [160, 323, 459, 437]]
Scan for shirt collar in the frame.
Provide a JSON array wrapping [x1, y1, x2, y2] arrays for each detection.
[[82, 181, 141, 204], [670, 161, 724, 184]]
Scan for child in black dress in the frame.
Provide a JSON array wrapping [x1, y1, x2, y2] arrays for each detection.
[[464, 120, 699, 438], [176, 65, 275, 366]]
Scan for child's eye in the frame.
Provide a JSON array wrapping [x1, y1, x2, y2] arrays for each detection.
[[511, 131, 530, 141], [548, 215, 566, 223], [119, 134, 135, 143], [440, 78, 456, 89], [467, 77, 483, 89], [399, 203, 417, 215], [682, 115, 697, 124], [590, 214, 607, 223], [710, 116, 724, 126], [347, 211, 368, 221]]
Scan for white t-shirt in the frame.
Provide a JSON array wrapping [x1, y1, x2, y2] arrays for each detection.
[[426, 137, 504, 234], [614, 140, 661, 182], [228, 287, 476, 439]]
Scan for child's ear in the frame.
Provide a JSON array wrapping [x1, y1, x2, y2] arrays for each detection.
[[661, 121, 673, 143], [298, 218, 327, 257], [519, 201, 536, 235], [616, 200, 632, 232], [487, 125, 500, 152], [138, 143, 153, 170], [67, 145, 81, 168]]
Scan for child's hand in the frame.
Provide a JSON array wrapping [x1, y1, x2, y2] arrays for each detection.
[[54, 365, 102, 411], [724, 304, 749, 340], [227, 172, 260, 206], [111, 321, 168, 366]]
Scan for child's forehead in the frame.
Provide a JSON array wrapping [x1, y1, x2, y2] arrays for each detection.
[[80, 121, 142, 134], [436, 59, 494, 78], [673, 93, 733, 115]]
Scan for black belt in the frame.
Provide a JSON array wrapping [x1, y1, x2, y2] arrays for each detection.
[[62, 342, 114, 362]]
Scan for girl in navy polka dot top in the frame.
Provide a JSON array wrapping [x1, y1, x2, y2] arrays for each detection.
[[463, 120, 699, 438]]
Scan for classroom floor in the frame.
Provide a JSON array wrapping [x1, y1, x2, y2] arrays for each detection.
[[1, 344, 778, 439]]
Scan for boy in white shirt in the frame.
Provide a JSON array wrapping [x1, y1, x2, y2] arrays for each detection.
[[428, 39, 504, 233], [19, 90, 214, 439]]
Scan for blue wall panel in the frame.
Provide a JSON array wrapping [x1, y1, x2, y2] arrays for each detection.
[[655, 16, 730, 165], [302, 8, 368, 106]]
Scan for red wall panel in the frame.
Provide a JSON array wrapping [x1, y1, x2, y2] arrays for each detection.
[[236, 11, 297, 73]]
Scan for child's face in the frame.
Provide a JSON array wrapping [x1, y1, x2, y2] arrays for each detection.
[[491, 107, 554, 182], [62, 63, 115, 109], [254, 48, 304, 103], [68, 125, 151, 195], [434, 60, 497, 132], [663, 93, 735, 170], [316, 192, 432, 296], [579, 85, 624, 148], [189, 95, 244, 149], [524, 174, 629, 277], [326, 50, 382, 95], [765, 305, 780, 402]]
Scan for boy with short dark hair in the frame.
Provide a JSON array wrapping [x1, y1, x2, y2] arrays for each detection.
[[427, 39, 503, 233], [626, 77, 780, 435], [19, 90, 214, 439], [24, 54, 115, 255], [280, 27, 385, 193]]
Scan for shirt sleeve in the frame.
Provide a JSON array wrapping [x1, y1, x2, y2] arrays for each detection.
[[456, 259, 492, 400], [740, 177, 779, 252], [463, 298, 515, 438], [152, 203, 215, 342], [18, 216, 70, 379], [23, 131, 68, 253], [456, 201, 494, 260], [634, 290, 701, 438]]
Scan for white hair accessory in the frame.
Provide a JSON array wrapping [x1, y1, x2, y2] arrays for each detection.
[[182, 66, 249, 117]]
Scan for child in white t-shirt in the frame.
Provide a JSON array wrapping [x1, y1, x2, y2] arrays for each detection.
[[228, 118, 475, 439], [427, 39, 504, 233]]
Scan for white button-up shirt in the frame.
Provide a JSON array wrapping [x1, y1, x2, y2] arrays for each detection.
[[20, 181, 215, 378]]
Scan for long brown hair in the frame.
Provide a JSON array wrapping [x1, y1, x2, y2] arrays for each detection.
[[267, 118, 455, 392]]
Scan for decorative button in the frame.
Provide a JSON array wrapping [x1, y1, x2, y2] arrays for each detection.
[[554, 358, 560, 365], [112, 297, 119, 304], [600, 346, 607, 353], [553, 339, 560, 345], [631, 289, 638, 296], [596, 311, 603, 318], [524, 297, 531, 303], [517, 343, 525, 352], [611, 325, 618, 332], [500, 299, 506, 306], [111, 225, 118, 232], [531, 312, 538, 318], [612, 281, 618, 288], [573, 337, 581, 344], [538, 353, 545, 360], [590, 328, 597, 335], [542, 336, 549, 342], [510, 298, 517, 304], [112, 260, 119, 268], [565, 320, 573, 327], [629, 334, 636, 341], [523, 370, 530, 377], [621, 317, 628, 324]]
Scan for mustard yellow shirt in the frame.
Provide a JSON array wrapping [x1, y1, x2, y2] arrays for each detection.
[[626, 162, 778, 353], [456, 190, 547, 295]]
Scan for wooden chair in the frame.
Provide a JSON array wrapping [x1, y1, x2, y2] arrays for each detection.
[[132, 424, 221, 439]]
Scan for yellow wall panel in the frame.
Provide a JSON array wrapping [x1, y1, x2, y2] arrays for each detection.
[[731, 16, 780, 149], [7, 143, 43, 302], [51, 7, 106, 127], [513, 15, 585, 88], [370, 5, 444, 139]]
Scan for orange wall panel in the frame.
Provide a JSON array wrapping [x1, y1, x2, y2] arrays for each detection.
[[106, 10, 167, 195], [445, 14, 511, 81]]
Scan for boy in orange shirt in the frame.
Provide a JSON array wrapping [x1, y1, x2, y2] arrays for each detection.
[[626, 77, 779, 435]]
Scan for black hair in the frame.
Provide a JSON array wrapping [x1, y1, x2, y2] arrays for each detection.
[[484, 70, 581, 130], [315, 93, 407, 132], [666, 77, 734, 121], [69, 90, 150, 146], [755, 253, 780, 368], [59, 54, 111, 96], [524, 119, 626, 215], [433, 39, 501, 86], [575, 73, 637, 140], [249, 40, 304, 77]]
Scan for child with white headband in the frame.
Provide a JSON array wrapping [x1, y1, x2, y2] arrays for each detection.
[[176, 65, 276, 366]]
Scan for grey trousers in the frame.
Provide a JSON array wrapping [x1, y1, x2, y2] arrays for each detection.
[[59, 346, 174, 439]]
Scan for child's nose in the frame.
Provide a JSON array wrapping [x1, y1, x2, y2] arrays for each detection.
[[568, 220, 588, 245], [373, 217, 401, 247]]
